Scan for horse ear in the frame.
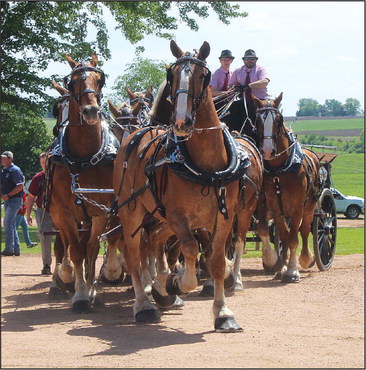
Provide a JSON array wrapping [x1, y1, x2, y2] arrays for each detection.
[[52, 81, 68, 96], [252, 94, 264, 109], [126, 87, 136, 100], [65, 53, 77, 69], [273, 92, 283, 108], [170, 40, 184, 58], [107, 99, 120, 118], [90, 52, 98, 67], [146, 86, 153, 97], [197, 41, 210, 60]]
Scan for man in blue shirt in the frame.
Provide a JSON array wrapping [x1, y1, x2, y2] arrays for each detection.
[[1, 151, 25, 256]]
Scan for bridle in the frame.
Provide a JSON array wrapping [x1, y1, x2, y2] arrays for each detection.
[[63, 62, 105, 105], [255, 106, 288, 159], [167, 54, 211, 126]]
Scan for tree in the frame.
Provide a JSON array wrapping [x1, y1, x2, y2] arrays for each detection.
[[344, 98, 362, 116], [296, 98, 320, 116], [109, 57, 166, 102], [322, 99, 343, 116], [1, 1, 247, 177]]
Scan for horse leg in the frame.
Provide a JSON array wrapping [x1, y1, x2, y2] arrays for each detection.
[[281, 215, 302, 283], [298, 204, 317, 269], [120, 207, 160, 322], [48, 234, 70, 300], [166, 216, 199, 295], [209, 221, 243, 332], [139, 228, 154, 294]]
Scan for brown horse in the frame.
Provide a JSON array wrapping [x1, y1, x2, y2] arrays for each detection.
[[113, 40, 262, 331], [47, 52, 120, 312], [253, 93, 320, 282]]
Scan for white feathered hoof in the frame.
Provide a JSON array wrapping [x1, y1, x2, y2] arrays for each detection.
[[214, 317, 243, 333], [99, 269, 125, 286], [135, 309, 161, 323]]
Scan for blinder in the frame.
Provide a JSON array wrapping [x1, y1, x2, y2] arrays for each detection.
[[63, 64, 105, 104]]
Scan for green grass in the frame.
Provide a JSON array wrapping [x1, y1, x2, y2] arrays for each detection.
[[285, 118, 364, 132], [331, 153, 364, 197]]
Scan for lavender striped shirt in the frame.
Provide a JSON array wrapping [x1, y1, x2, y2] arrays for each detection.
[[210, 67, 232, 91]]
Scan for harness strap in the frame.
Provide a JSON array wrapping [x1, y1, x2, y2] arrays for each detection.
[[273, 176, 286, 216]]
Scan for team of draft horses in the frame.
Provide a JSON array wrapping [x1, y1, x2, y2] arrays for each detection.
[[45, 41, 321, 333]]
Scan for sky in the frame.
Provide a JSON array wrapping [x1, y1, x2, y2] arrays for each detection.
[[46, 1, 364, 117]]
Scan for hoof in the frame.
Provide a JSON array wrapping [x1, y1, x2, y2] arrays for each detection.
[[172, 295, 185, 308], [122, 274, 132, 286], [135, 309, 161, 323], [48, 286, 70, 300], [214, 317, 243, 333], [262, 262, 277, 275], [151, 286, 177, 308], [281, 274, 300, 283], [199, 283, 214, 297], [166, 273, 185, 296], [224, 272, 236, 290], [54, 274, 75, 293], [72, 300, 93, 313], [99, 270, 125, 285], [308, 258, 316, 268]]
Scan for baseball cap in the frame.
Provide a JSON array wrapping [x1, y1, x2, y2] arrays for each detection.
[[1, 151, 13, 158]]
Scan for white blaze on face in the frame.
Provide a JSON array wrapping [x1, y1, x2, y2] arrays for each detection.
[[61, 100, 69, 123], [262, 111, 275, 160], [174, 66, 189, 128]]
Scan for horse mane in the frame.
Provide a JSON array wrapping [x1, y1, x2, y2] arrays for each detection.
[[149, 80, 167, 118]]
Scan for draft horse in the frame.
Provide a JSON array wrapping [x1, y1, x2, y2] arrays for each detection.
[[47, 52, 120, 312], [113, 40, 262, 332], [253, 93, 321, 282]]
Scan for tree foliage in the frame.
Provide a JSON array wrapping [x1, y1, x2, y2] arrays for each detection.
[[0, 1, 246, 177], [297, 97, 362, 117], [109, 57, 166, 103]]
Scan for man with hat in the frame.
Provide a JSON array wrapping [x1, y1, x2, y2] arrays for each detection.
[[210, 49, 235, 97], [223, 49, 270, 141], [229, 49, 270, 101], [1, 151, 25, 256]]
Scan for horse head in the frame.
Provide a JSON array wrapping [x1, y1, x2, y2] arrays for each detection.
[[252, 92, 284, 161], [63, 52, 105, 126], [126, 87, 153, 122], [167, 40, 211, 137]]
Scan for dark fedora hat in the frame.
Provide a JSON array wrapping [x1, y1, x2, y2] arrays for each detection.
[[242, 49, 258, 60], [219, 49, 235, 59]]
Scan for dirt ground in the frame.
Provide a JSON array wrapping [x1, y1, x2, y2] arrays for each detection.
[[1, 247, 364, 368]]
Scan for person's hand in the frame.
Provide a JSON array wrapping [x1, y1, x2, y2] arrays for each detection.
[[234, 85, 249, 93], [27, 215, 33, 226], [1, 194, 9, 201]]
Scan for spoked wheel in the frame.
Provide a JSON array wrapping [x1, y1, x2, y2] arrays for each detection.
[[312, 189, 337, 271]]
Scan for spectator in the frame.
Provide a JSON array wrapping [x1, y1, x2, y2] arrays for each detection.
[[26, 152, 53, 275], [15, 192, 38, 248], [1, 151, 25, 256]]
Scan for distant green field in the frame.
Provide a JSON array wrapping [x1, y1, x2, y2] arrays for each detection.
[[285, 118, 364, 133], [331, 153, 364, 197]]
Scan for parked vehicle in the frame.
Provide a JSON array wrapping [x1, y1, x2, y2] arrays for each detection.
[[330, 187, 364, 219]]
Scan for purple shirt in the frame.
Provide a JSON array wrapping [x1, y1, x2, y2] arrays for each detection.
[[229, 64, 270, 99], [210, 67, 232, 91]]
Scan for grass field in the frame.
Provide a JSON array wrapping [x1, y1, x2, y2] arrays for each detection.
[[284, 118, 364, 132], [2, 224, 363, 258]]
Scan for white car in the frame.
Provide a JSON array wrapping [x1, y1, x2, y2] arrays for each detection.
[[330, 188, 365, 219]]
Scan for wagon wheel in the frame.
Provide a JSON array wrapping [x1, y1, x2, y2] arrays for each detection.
[[312, 188, 337, 271]]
